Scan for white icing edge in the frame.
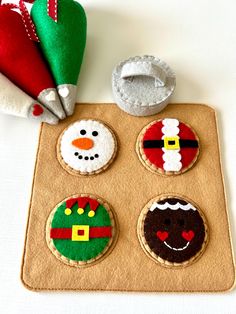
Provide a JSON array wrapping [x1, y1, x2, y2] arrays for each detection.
[[161, 118, 182, 171], [149, 202, 197, 212]]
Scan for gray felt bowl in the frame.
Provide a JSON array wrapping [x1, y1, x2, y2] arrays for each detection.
[[112, 55, 176, 116]]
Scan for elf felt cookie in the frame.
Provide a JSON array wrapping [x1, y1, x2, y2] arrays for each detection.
[[0, 3, 65, 120], [46, 194, 118, 267], [137, 196, 208, 267], [136, 118, 200, 175], [0, 73, 58, 124], [57, 119, 117, 175], [31, 0, 87, 116]]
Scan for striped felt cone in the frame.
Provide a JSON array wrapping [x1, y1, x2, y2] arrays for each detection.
[[0, 73, 59, 124], [0, 3, 66, 119], [31, 0, 87, 116]]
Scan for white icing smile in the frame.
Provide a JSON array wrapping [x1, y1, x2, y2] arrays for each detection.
[[60, 120, 116, 173], [163, 241, 190, 251]]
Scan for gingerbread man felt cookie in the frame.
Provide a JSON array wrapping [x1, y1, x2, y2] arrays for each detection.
[[46, 194, 118, 267], [57, 119, 117, 175], [137, 196, 208, 267], [136, 118, 200, 175]]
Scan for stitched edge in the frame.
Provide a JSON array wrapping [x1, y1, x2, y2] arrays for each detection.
[[21, 103, 235, 292], [56, 119, 118, 176], [112, 55, 176, 107], [46, 193, 119, 268], [137, 193, 209, 268], [136, 119, 200, 176]]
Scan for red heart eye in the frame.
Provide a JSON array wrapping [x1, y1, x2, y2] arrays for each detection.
[[182, 230, 195, 241], [156, 231, 169, 241]]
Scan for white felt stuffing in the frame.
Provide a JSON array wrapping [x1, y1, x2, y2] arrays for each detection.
[[161, 118, 182, 172], [60, 120, 115, 173]]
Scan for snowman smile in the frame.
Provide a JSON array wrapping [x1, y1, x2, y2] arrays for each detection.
[[74, 152, 100, 161], [163, 241, 190, 251]]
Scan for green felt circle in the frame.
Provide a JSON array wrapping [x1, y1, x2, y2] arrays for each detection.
[[50, 199, 112, 262]]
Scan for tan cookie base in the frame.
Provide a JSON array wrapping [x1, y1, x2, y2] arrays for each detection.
[[46, 193, 118, 268], [136, 119, 200, 176], [137, 194, 209, 268], [21, 103, 235, 292], [57, 120, 118, 176]]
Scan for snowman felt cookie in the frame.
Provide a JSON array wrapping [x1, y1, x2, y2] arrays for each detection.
[[138, 195, 209, 268], [46, 194, 118, 267], [57, 119, 117, 175], [136, 118, 200, 175]]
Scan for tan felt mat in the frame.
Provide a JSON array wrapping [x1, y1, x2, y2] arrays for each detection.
[[21, 103, 235, 292]]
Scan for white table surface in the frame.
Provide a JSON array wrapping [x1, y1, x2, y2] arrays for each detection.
[[0, 0, 236, 313]]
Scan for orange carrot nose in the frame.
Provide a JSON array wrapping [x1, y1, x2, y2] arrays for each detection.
[[72, 137, 94, 150]]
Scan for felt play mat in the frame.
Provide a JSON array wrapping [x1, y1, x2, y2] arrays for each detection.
[[21, 103, 235, 292]]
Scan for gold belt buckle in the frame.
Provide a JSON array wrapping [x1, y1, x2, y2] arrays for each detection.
[[163, 136, 180, 150], [72, 225, 89, 241]]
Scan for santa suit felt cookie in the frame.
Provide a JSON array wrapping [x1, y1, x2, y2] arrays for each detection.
[[46, 194, 118, 267], [0, 4, 65, 119], [137, 196, 208, 267], [136, 118, 200, 175], [57, 120, 117, 176], [0, 73, 58, 124]]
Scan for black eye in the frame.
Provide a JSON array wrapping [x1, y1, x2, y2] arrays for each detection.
[[178, 219, 185, 226], [164, 218, 171, 225], [80, 129, 86, 135], [92, 131, 98, 136]]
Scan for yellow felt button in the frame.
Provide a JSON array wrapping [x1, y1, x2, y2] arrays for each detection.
[[77, 207, 84, 215], [88, 210, 95, 218], [64, 208, 72, 215]]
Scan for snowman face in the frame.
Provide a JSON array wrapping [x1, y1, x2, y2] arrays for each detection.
[[59, 120, 117, 175]]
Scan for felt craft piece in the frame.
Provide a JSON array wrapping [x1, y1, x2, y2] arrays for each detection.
[[137, 195, 208, 268], [21, 104, 235, 292], [47, 194, 118, 267], [31, 0, 87, 116], [112, 55, 176, 116], [0, 4, 65, 119], [0, 73, 58, 124], [57, 119, 117, 176], [136, 118, 200, 175]]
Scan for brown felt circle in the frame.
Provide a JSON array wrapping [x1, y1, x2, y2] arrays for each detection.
[[137, 195, 209, 268], [57, 119, 118, 176]]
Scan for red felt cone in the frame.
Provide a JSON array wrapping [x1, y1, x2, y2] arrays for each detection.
[[0, 4, 66, 119]]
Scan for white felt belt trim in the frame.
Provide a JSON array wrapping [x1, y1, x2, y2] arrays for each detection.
[[149, 202, 197, 212], [161, 118, 182, 171], [120, 61, 166, 87]]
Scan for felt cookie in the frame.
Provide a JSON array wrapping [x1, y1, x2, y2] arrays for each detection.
[[112, 55, 176, 116], [0, 3, 65, 120], [46, 194, 118, 267], [136, 118, 200, 175], [31, 0, 87, 116], [0, 73, 58, 124], [137, 195, 208, 267], [57, 119, 117, 176]]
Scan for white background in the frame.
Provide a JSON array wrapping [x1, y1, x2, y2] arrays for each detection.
[[0, 0, 236, 313]]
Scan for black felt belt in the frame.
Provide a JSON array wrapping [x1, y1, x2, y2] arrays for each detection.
[[143, 140, 199, 149]]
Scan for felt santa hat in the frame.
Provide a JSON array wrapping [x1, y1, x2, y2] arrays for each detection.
[[0, 73, 58, 124], [31, 0, 87, 116], [0, 2, 65, 119], [65, 197, 100, 217]]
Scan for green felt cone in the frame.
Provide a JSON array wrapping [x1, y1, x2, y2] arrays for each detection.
[[31, 0, 87, 116]]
